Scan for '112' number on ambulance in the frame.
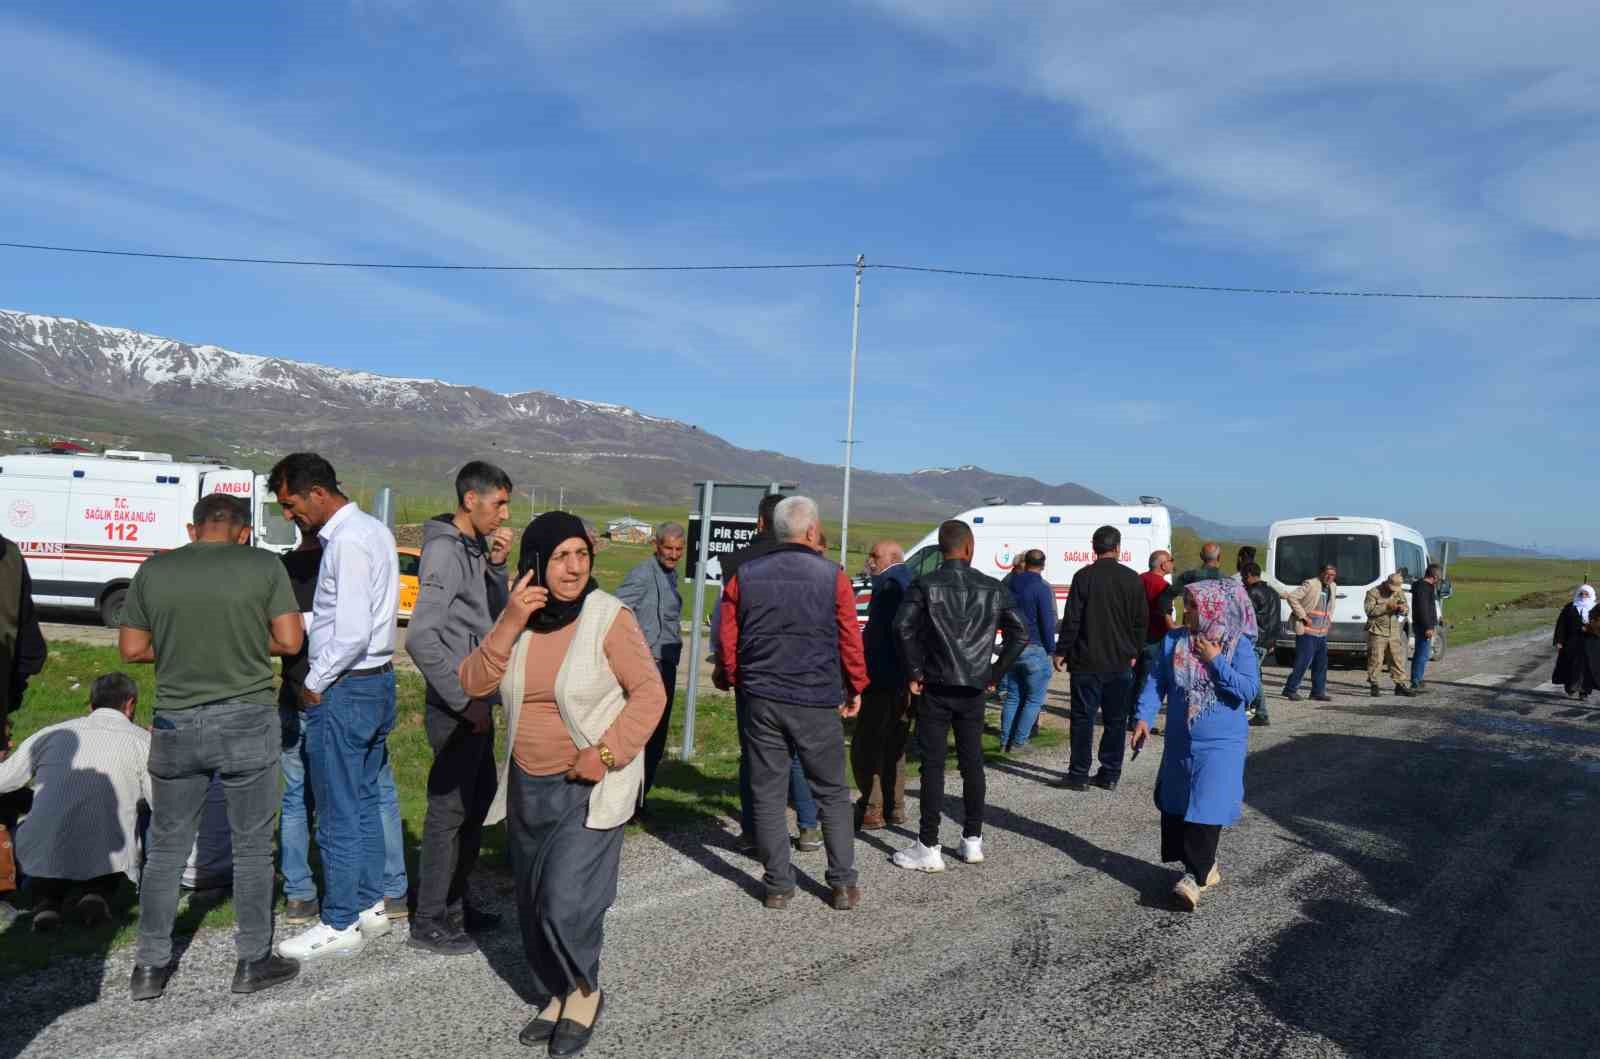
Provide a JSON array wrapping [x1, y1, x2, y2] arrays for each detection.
[[105, 522, 140, 542]]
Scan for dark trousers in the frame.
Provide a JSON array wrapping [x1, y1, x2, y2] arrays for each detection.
[[32, 873, 120, 906], [1284, 634, 1329, 696], [414, 703, 497, 930], [1069, 670, 1134, 781], [916, 687, 986, 848], [736, 689, 819, 836], [744, 695, 857, 894], [850, 686, 911, 821], [1251, 647, 1271, 719], [1131, 639, 1165, 731], [135, 701, 280, 967], [1160, 812, 1221, 881], [642, 644, 680, 799]]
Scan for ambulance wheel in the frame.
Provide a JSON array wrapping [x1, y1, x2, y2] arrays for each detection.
[[99, 587, 128, 627], [1431, 627, 1447, 662]]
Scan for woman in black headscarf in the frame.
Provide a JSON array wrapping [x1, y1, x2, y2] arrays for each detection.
[[460, 512, 665, 1054]]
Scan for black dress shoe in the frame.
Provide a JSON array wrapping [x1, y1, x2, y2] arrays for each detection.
[[549, 992, 605, 1057], [130, 963, 173, 1002], [1090, 772, 1118, 791], [1311, 693, 1333, 702], [1250, 714, 1271, 727], [519, 1006, 560, 1047], [1283, 691, 1302, 702], [232, 953, 300, 994], [1061, 776, 1090, 791]]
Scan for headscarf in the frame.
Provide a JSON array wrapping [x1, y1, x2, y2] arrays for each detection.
[[1173, 579, 1259, 727], [1575, 584, 1596, 624], [517, 511, 598, 632]]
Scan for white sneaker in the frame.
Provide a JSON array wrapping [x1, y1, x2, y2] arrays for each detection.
[[891, 841, 946, 873], [276, 921, 367, 960], [358, 900, 392, 939], [957, 836, 985, 864]]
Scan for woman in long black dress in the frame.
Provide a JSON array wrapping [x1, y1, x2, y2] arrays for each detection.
[[1553, 585, 1595, 696], [1580, 608, 1600, 702]]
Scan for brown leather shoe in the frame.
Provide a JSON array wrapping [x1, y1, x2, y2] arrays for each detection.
[[763, 889, 793, 910], [888, 811, 909, 826], [830, 885, 861, 911], [859, 810, 886, 831]]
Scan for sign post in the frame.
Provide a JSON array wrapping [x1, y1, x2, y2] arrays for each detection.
[[678, 480, 797, 761]]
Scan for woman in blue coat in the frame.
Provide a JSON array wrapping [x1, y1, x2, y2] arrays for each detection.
[[1130, 579, 1260, 910]]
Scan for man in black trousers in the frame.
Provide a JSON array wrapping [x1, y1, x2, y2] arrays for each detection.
[[1054, 525, 1147, 791], [891, 520, 1027, 872]]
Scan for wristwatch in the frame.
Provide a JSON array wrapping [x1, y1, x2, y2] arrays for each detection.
[[595, 741, 618, 771]]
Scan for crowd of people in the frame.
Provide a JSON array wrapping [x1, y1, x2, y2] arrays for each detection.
[[0, 459, 1595, 1052]]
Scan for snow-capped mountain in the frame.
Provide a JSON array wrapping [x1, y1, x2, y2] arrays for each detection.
[[0, 307, 1115, 519]]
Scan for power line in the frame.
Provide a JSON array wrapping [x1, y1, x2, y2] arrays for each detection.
[[2, 238, 1598, 301], [0, 241, 853, 272], [871, 263, 1600, 302]]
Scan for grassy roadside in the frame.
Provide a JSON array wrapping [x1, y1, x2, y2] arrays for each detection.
[[1, 640, 1060, 974]]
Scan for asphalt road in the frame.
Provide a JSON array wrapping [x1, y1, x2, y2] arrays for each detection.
[[8, 628, 1599, 1059]]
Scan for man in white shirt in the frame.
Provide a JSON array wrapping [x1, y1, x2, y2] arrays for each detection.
[[0, 673, 149, 931], [268, 453, 401, 962]]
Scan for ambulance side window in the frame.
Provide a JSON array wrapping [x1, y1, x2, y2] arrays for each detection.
[[907, 546, 943, 580]]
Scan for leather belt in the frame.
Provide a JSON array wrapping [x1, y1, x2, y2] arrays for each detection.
[[338, 662, 394, 681]]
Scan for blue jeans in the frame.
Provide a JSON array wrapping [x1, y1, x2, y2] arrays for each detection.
[[1069, 670, 1134, 781], [999, 645, 1053, 749], [1411, 630, 1432, 687], [302, 670, 397, 930], [735, 689, 818, 835], [1284, 634, 1329, 696], [281, 703, 407, 905]]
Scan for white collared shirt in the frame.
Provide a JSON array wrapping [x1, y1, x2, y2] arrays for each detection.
[[304, 501, 399, 693]]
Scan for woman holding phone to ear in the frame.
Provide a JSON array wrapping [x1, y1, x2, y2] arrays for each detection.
[[1129, 579, 1259, 912], [459, 511, 665, 1055]]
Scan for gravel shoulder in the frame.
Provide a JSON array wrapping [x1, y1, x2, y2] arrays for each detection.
[[8, 628, 1598, 1059]]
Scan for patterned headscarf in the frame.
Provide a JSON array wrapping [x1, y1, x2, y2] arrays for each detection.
[[1173, 579, 1260, 727], [1575, 584, 1596, 624]]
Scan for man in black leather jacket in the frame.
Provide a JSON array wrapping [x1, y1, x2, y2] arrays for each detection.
[[1243, 563, 1280, 727], [890, 520, 1027, 872]]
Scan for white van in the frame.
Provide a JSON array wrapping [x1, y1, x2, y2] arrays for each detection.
[[1263, 515, 1446, 664], [0, 449, 300, 625], [894, 502, 1174, 617]]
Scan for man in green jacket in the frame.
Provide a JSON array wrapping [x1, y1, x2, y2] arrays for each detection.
[[1364, 573, 1414, 698]]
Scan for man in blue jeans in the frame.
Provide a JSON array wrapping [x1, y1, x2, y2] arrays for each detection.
[[1281, 564, 1338, 702], [1410, 563, 1443, 692], [119, 493, 305, 1000], [276, 541, 408, 929], [270, 453, 402, 963], [1054, 526, 1147, 792], [1000, 550, 1058, 752]]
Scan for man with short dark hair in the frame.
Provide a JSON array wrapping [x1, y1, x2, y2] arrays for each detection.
[[892, 520, 1027, 872], [119, 493, 304, 999], [617, 521, 686, 811], [0, 672, 148, 931], [1134, 550, 1178, 717], [1282, 563, 1338, 702], [999, 549, 1056, 753], [852, 539, 911, 830], [1232, 546, 1257, 583], [268, 453, 402, 963], [1411, 563, 1444, 692], [718, 496, 867, 910], [1243, 563, 1280, 725], [406, 460, 513, 956], [1054, 525, 1146, 791]]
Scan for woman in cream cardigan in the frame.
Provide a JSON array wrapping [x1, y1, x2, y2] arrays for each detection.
[[460, 511, 665, 1055]]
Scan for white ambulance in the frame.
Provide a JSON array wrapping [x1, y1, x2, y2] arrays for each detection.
[[1262, 515, 1448, 664], [0, 449, 299, 625], [894, 501, 1174, 617]]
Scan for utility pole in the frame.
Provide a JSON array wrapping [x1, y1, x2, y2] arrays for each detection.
[[559, 485, 565, 510], [839, 253, 865, 568]]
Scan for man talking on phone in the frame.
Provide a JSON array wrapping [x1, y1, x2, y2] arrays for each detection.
[[406, 461, 514, 955]]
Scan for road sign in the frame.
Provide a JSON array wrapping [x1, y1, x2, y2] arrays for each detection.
[[684, 515, 760, 583]]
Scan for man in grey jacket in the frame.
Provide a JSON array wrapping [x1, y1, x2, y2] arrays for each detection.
[[406, 461, 512, 956], [616, 522, 685, 810]]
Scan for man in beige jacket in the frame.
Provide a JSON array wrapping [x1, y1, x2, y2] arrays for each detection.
[[1364, 574, 1415, 698], [1281, 564, 1337, 702]]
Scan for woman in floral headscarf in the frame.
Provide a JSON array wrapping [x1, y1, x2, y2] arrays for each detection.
[[1131, 579, 1261, 910]]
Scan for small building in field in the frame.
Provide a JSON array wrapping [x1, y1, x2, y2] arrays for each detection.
[[606, 516, 653, 544]]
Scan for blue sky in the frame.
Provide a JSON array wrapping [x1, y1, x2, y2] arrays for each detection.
[[1, 3, 1597, 552]]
